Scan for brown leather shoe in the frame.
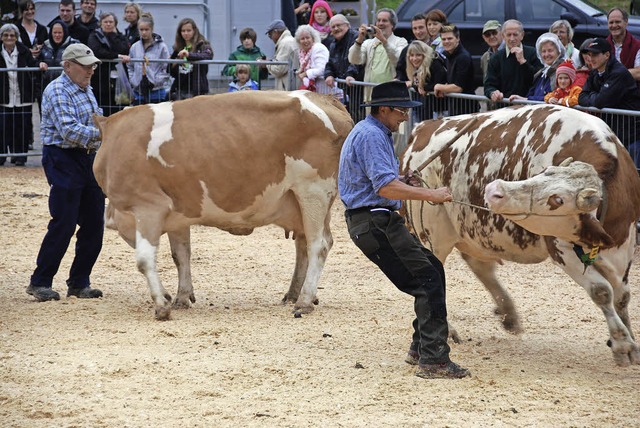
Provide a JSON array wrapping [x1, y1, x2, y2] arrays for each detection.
[[416, 361, 471, 379]]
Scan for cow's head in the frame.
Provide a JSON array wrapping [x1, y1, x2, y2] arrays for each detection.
[[484, 159, 613, 246]]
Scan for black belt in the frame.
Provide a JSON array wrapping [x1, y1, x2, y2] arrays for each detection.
[[45, 145, 97, 155], [345, 206, 396, 216]]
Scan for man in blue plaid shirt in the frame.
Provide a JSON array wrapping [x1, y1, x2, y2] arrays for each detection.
[[27, 43, 105, 302]]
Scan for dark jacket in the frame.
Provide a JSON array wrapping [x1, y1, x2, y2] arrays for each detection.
[[17, 20, 48, 49], [124, 22, 139, 47], [75, 13, 98, 32], [578, 55, 640, 147], [169, 38, 214, 99], [443, 43, 477, 115], [484, 45, 542, 98], [324, 28, 363, 80], [0, 41, 39, 104], [38, 21, 78, 88], [88, 29, 130, 108], [47, 16, 90, 44]]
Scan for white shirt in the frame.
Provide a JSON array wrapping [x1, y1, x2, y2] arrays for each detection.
[[1, 45, 30, 108]]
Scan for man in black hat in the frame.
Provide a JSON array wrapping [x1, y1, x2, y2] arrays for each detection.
[[338, 80, 471, 379], [578, 37, 640, 160]]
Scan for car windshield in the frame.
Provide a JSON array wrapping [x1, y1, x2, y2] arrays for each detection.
[[397, 0, 440, 20], [564, 0, 605, 17]]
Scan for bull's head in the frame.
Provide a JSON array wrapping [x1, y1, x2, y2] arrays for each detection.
[[483, 159, 613, 246]]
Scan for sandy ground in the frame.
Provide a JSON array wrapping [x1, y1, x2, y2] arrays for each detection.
[[1, 165, 639, 428]]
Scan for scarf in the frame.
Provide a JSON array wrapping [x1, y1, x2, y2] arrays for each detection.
[[299, 47, 312, 74], [311, 21, 330, 36]]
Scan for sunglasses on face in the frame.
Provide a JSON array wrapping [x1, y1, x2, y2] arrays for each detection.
[[70, 60, 98, 71], [391, 107, 410, 116]]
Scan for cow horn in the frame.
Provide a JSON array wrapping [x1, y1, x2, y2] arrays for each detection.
[[576, 188, 601, 211], [559, 157, 574, 167]]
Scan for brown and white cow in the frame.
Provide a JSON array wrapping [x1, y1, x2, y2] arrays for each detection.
[[93, 91, 353, 320], [401, 104, 640, 366]]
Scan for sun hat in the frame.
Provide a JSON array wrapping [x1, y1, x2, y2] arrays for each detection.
[[62, 43, 101, 65], [361, 81, 422, 108]]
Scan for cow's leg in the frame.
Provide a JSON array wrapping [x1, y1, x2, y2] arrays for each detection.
[[135, 212, 172, 320], [168, 227, 196, 309], [554, 237, 639, 366], [292, 193, 334, 315], [282, 233, 309, 304], [460, 253, 522, 334]]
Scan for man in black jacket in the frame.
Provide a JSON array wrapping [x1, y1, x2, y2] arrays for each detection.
[[324, 14, 363, 120], [579, 37, 640, 155], [47, 0, 90, 44]]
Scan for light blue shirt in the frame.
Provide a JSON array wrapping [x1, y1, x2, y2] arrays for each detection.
[[40, 72, 102, 150], [338, 115, 402, 210]]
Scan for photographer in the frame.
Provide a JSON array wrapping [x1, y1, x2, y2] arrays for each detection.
[[347, 8, 407, 102]]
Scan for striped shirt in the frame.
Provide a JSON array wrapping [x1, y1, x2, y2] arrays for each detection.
[[40, 72, 103, 150]]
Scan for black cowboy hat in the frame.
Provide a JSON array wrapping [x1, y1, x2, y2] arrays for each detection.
[[361, 80, 422, 108]]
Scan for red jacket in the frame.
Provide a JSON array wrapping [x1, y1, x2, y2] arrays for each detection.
[[544, 85, 582, 107], [607, 31, 640, 69]]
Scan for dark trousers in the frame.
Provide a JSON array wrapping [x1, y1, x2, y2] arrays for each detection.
[[345, 208, 451, 364], [0, 105, 32, 164], [30, 145, 105, 289]]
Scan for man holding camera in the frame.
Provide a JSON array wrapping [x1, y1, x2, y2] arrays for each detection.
[[347, 8, 407, 102]]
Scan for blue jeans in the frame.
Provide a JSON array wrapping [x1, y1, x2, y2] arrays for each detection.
[[30, 146, 105, 289]]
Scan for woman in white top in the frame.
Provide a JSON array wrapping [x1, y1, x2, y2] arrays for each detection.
[[294, 25, 329, 92]]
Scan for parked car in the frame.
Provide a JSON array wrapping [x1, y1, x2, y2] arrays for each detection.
[[395, 0, 640, 87]]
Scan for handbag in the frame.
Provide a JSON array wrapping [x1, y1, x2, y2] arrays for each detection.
[[114, 63, 133, 105]]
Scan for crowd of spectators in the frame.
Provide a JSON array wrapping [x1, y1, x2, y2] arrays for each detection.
[[1, 1, 640, 167]]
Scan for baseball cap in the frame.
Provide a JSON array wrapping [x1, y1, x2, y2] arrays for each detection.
[[580, 38, 611, 54], [62, 43, 101, 65], [265, 19, 287, 34], [482, 20, 501, 34]]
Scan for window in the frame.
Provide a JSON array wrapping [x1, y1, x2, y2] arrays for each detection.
[[516, 0, 568, 21], [448, 0, 505, 23]]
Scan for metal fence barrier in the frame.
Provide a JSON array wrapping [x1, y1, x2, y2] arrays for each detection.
[[1, 62, 639, 172]]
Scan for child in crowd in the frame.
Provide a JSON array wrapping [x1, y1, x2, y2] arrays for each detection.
[[228, 63, 258, 92], [169, 17, 213, 100], [425, 9, 447, 54], [223, 27, 268, 88], [127, 12, 170, 105], [544, 60, 582, 107]]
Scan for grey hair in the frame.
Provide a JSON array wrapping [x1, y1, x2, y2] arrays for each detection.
[[377, 8, 397, 28], [295, 24, 321, 44], [502, 19, 523, 34], [0, 23, 20, 38], [549, 19, 574, 42], [330, 14, 350, 26]]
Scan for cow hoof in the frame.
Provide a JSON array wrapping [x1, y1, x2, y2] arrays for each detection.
[[172, 299, 191, 309], [281, 293, 298, 305], [293, 304, 314, 315], [155, 305, 172, 321]]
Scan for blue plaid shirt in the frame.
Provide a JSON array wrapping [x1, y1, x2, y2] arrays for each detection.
[[338, 115, 402, 211], [40, 72, 103, 150]]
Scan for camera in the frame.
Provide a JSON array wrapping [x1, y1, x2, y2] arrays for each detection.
[[366, 26, 375, 34]]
